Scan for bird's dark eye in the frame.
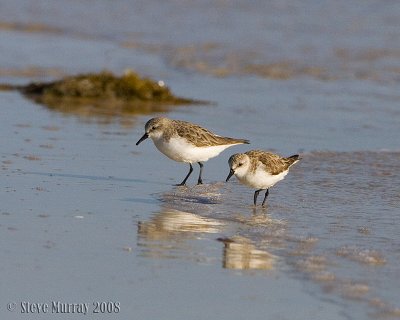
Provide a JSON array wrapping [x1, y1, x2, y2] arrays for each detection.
[[238, 163, 243, 167], [152, 126, 157, 130]]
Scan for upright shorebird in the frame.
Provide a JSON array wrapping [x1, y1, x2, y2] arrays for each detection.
[[226, 150, 300, 206], [136, 117, 249, 185]]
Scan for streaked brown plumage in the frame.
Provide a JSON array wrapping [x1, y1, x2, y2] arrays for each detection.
[[245, 150, 299, 175], [150, 118, 249, 147]]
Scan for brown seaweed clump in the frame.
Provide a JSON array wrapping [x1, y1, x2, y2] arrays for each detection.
[[22, 70, 191, 102], [12, 70, 201, 118]]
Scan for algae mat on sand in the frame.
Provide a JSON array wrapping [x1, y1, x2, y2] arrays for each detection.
[[1, 70, 201, 117]]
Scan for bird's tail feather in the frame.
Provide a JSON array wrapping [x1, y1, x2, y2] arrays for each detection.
[[286, 154, 300, 167]]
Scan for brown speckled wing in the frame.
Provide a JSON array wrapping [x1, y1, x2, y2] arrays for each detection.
[[174, 120, 248, 147], [247, 150, 299, 175]]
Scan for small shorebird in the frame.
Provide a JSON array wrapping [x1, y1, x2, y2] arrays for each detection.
[[226, 150, 300, 206], [136, 117, 249, 185]]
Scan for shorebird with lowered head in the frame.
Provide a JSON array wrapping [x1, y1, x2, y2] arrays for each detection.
[[136, 117, 249, 186], [226, 150, 300, 207]]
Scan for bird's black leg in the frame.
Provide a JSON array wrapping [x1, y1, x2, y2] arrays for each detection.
[[261, 189, 269, 207], [197, 162, 204, 185], [177, 163, 193, 186], [254, 189, 262, 206]]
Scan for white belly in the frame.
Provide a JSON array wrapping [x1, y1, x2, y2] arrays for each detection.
[[152, 136, 235, 163], [238, 168, 288, 189]]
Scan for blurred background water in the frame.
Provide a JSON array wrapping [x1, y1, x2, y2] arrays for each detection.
[[1, 1, 399, 319]]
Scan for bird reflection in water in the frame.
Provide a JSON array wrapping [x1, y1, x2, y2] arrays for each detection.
[[218, 236, 275, 270], [137, 207, 224, 260], [138, 206, 277, 270]]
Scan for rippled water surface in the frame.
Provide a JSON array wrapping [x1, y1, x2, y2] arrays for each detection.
[[1, 1, 399, 319]]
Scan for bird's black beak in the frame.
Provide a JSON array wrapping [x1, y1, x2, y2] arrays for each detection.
[[136, 133, 149, 146], [226, 169, 235, 182]]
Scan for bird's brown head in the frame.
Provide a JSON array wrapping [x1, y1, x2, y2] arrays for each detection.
[[226, 153, 249, 181], [136, 117, 171, 145]]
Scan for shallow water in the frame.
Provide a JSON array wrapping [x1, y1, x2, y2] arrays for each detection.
[[1, 1, 400, 319]]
